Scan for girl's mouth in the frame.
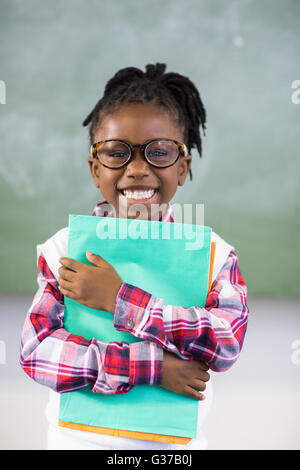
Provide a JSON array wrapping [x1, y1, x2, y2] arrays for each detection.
[[118, 188, 159, 203]]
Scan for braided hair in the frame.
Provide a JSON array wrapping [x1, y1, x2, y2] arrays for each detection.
[[82, 63, 207, 181]]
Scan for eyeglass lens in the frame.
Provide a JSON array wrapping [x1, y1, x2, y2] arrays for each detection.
[[96, 140, 179, 168]]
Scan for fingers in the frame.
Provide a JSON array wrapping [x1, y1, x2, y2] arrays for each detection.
[[58, 276, 73, 290], [58, 263, 76, 298], [184, 385, 205, 401], [197, 370, 210, 382], [59, 257, 81, 272], [58, 265, 76, 281], [187, 360, 210, 380], [189, 377, 207, 392], [86, 252, 109, 268], [197, 361, 209, 372], [58, 277, 75, 299], [58, 284, 74, 298]]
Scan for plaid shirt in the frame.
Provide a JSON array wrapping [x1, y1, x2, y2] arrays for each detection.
[[20, 201, 249, 395]]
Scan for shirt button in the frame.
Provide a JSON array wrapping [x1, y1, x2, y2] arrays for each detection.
[[125, 318, 133, 330]]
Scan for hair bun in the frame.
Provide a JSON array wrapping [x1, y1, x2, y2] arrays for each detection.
[[145, 63, 166, 79]]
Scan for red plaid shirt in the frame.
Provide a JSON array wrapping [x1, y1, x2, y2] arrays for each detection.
[[20, 201, 249, 395]]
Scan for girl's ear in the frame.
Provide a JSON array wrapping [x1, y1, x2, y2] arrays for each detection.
[[178, 155, 192, 186], [87, 155, 101, 187]]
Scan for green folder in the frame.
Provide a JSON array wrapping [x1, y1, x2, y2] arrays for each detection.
[[59, 214, 212, 441]]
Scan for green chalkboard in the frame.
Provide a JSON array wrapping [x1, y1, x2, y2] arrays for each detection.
[[0, 0, 299, 296]]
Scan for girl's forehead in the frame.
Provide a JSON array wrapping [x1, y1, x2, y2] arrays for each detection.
[[93, 102, 184, 143]]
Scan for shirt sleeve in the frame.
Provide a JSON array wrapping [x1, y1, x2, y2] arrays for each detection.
[[113, 249, 249, 372], [19, 253, 163, 394]]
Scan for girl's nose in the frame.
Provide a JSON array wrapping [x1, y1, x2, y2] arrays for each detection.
[[125, 147, 151, 176]]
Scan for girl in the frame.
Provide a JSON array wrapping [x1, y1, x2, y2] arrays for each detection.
[[20, 63, 249, 450]]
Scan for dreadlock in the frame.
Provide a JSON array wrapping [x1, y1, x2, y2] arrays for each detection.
[[82, 63, 207, 181]]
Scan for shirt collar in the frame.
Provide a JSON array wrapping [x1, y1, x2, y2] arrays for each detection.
[[92, 200, 174, 223]]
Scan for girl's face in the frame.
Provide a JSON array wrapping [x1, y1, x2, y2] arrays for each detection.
[[88, 102, 192, 220]]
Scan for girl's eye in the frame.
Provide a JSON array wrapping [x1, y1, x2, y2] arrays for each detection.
[[109, 152, 128, 158], [148, 150, 167, 157]]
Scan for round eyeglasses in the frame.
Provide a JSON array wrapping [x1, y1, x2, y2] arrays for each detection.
[[90, 138, 188, 169]]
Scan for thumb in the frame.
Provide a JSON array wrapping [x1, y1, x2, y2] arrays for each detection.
[[86, 251, 108, 267]]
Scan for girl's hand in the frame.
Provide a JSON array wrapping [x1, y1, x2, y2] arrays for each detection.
[[161, 350, 210, 400], [58, 251, 123, 313]]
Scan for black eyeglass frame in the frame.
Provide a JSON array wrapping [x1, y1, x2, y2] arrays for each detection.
[[90, 138, 189, 169]]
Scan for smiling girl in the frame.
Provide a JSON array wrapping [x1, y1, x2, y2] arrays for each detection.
[[87, 101, 191, 222], [20, 63, 249, 450]]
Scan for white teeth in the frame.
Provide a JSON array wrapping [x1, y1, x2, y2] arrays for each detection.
[[122, 189, 155, 200]]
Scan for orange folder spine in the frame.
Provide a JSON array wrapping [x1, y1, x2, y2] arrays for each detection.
[[59, 420, 191, 444], [208, 241, 216, 292]]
